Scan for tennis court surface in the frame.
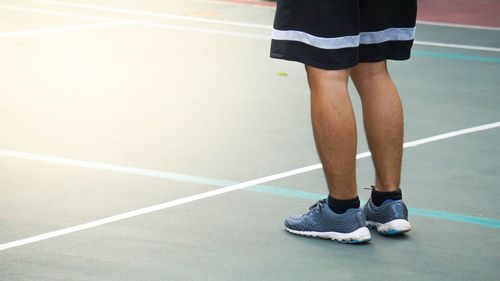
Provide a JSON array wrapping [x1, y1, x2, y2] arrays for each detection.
[[1, 0, 499, 280]]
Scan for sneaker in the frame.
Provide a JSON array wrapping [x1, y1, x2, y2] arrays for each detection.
[[363, 197, 412, 235], [284, 199, 371, 244]]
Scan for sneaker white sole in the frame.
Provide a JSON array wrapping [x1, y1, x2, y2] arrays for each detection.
[[285, 227, 371, 244], [367, 219, 412, 235]]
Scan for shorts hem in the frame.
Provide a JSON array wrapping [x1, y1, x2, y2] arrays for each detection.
[[270, 53, 358, 70], [358, 54, 411, 63]]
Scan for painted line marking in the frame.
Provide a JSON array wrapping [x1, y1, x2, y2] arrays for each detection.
[[0, 4, 269, 39], [4, 2, 499, 53], [414, 40, 500, 53], [186, 0, 276, 9], [246, 186, 500, 229], [0, 121, 499, 251], [411, 50, 500, 63], [22, 0, 500, 52], [402, 122, 500, 148], [140, 21, 268, 40], [0, 4, 124, 21], [416, 20, 500, 31], [0, 166, 325, 252], [24, 0, 271, 29], [139, 23, 500, 54], [191, 0, 500, 31], [0, 20, 148, 38]]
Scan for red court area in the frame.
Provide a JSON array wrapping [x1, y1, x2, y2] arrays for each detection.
[[418, 0, 500, 27], [226, 0, 500, 28]]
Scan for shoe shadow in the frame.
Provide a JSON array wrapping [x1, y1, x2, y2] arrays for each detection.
[[376, 232, 412, 240]]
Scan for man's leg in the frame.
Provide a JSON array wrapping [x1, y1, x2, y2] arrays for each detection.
[[305, 65, 358, 201], [350, 61, 403, 192], [350, 61, 411, 235], [280, 65, 370, 243]]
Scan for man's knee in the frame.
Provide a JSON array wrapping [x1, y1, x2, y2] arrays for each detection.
[[351, 61, 389, 82], [305, 65, 351, 84]]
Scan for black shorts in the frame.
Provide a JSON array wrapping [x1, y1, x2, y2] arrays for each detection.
[[270, 0, 417, 70]]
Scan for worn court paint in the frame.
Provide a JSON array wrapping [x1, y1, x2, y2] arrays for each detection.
[[408, 208, 500, 228], [0, 20, 146, 38], [245, 185, 500, 229], [21, 0, 500, 53], [0, 122, 499, 245], [412, 50, 500, 63], [414, 40, 500, 53], [0, 177, 498, 252], [4, 22, 497, 63], [417, 20, 500, 31], [25, 0, 272, 29], [0, 4, 123, 21], [3, 4, 500, 63], [247, 184, 325, 201]]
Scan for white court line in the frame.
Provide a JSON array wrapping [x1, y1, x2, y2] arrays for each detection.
[[403, 122, 500, 147], [416, 20, 500, 32], [0, 121, 498, 251], [24, 0, 271, 29], [126, 22, 500, 53], [0, 21, 268, 40], [185, 0, 275, 9], [10, 0, 499, 53], [414, 40, 500, 53], [141, 22, 268, 39], [189, 0, 500, 31], [29, 0, 500, 32], [0, 19, 148, 38], [191, 0, 273, 8], [0, 4, 122, 21], [1, 14, 498, 54]]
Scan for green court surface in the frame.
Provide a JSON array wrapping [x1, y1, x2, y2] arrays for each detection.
[[0, 0, 499, 280]]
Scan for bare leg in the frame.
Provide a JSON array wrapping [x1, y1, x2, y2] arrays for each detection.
[[350, 61, 403, 192], [306, 65, 357, 200]]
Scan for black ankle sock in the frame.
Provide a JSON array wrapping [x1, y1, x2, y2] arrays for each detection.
[[371, 186, 402, 207], [327, 195, 360, 214]]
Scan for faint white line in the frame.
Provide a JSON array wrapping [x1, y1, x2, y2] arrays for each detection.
[[0, 4, 120, 21], [417, 20, 500, 31], [189, 0, 500, 31], [403, 122, 500, 147], [185, 0, 500, 33], [1, 19, 497, 54], [140, 23, 500, 53], [0, 20, 147, 38], [414, 40, 500, 53], [0, 177, 276, 252], [24, 0, 270, 29], [141, 22, 268, 39], [186, 0, 276, 9], [19, 0, 500, 53], [0, 121, 498, 251]]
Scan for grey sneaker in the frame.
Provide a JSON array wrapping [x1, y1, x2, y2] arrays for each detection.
[[285, 199, 371, 244], [363, 197, 412, 235]]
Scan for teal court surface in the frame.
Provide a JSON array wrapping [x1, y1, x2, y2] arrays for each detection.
[[0, 0, 499, 280]]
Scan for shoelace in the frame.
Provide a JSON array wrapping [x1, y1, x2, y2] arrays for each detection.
[[308, 199, 327, 214]]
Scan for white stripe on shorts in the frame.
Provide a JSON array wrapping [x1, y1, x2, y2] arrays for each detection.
[[271, 29, 360, 50], [360, 27, 416, 44], [272, 27, 416, 50]]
